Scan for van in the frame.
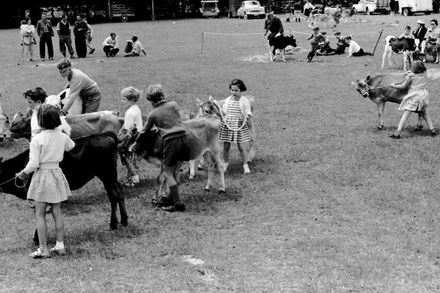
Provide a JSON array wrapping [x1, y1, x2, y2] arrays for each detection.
[[397, 0, 433, 15]]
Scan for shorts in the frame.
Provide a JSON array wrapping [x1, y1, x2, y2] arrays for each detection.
[[163, 135, 190, 166]]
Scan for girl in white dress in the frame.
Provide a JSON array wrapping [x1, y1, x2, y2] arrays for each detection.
[[16, 104, 75, 258]]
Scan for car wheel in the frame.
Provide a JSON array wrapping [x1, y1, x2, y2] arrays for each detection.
[[402, 8, 410, 16], [121, 15, 128, 22]]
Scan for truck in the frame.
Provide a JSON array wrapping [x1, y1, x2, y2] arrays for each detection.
[[352, 0, 391, 15], [397, 0, 433, 16]]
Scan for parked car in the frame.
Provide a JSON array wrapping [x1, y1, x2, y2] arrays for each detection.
[[237, 1, 265, 19], [352, 0, 391, 15]]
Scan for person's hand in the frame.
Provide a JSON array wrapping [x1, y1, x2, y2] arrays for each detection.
[[16, 171, 29, 181]]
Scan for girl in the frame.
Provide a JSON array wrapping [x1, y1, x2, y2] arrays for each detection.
[[390, 60, 437, 139], [219, 78, 253, 174], [20, 18, 36, 62], [16, 104, 75, 258]]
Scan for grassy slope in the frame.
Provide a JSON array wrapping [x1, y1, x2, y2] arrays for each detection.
[[1, 14, 440, 292]]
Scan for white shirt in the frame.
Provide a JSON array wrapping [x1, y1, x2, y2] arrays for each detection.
[[102, 36, 119, 48], [123, 104, 143, 130], [132, 40, 144, 55], [348, 40, 361, 56], [23, 129, 75, 174]]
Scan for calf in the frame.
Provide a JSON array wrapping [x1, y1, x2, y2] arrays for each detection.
[[382, 36, 416, 71], [0, 132, 128, 235], [352, 74, 422, 129], [270, 34, 297, 62]]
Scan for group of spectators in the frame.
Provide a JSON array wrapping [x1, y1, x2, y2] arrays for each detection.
[[19, 12, 147, 62], [400, 19, 440, 64]]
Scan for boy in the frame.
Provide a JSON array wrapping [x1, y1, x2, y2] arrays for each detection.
[[306, 26, 324, 62], [124, 36, 147, 57], [120, 86, 143, 186]]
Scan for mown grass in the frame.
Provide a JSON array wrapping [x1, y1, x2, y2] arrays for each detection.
[[1, 13, 440, 292]]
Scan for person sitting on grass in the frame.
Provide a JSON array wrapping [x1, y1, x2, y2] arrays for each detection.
[[124, 35, 147, 57], [346, 36, 372, 57]]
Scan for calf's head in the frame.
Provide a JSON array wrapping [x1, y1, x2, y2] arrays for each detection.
[[352, 76, 373, 98], [10, 111, 31, 140]]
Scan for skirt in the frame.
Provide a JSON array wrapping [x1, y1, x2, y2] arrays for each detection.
[[399, 89, 429, 112], [27, 167, 71, 203]]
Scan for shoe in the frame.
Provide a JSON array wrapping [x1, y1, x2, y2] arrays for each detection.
[[243, 164, 250, 174], [431, 129, 437, 136], [29, 58, 33, 61], [390, 133, 401, 139], [29, 248, 51, 259], [436, 60, 440, 64], [49, 57, 53, 60], [50, 247, 66, 255], [152, 197, 174, 207], [41, 58, 45, 61], [161, 204, 185, 212], [89, 48, 95, 54]]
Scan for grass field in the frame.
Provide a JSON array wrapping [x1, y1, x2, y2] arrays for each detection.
[[1, 13, 440, 292]]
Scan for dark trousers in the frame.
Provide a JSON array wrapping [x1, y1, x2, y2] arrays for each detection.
[[307, 43, 319, 61], [59, 35, 74, 57], [352, 48, 370, 56], [39, 33, 53, 59], [103, 46, 119, 57], [75, 35, 87, 58]]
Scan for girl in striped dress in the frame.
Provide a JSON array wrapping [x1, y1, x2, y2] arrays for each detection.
[[219, 78, 253, 174]]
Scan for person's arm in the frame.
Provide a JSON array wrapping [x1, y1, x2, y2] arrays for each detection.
[[141, 48, 147, 56], [17, 138, 40, 178], [61, 75, 82, 113], [56, 22, 61, 38], [65, 135, 75, 152], [391, 74, 412, 89]]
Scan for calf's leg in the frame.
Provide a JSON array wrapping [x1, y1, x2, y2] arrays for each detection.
[[377, 101, 385, 130]]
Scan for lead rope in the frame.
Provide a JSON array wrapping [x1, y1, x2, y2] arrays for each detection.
[[213, 99, 248, 132]]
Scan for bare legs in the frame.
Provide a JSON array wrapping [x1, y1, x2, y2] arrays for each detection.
[[391, 109, 437, 138], [223, 142, 250, 174]]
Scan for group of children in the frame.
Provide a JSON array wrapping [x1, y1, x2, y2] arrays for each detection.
[[15, 73, 253, 258], [306, 26, 371, 62]]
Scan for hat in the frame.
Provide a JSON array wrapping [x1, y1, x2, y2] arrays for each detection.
[[416, 19, 425, 25], [313, 26, 319, 31]]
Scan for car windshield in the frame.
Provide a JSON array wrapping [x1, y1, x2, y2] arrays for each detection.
[[246, 1, 260, 6]]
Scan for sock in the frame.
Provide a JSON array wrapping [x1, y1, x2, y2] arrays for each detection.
[[54, 241, 64, 250]]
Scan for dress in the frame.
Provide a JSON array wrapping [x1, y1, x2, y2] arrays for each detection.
[[398, 73, 429, 112], [219, 97, 251, 143], [24, 129, 75, 203]]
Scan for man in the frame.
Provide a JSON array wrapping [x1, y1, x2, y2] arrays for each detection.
[[413, 19, 427, 58], [73, 15, 88, 58], [124, 35, 147, 57], [135, 84, 188, 212], [56, 14, 75, 58], [36, 12, 54, 61], [264, 11, 284, 59], [425, 19, 440, 63], [56, 58, 102, 114], [102, 32, 120, 57]]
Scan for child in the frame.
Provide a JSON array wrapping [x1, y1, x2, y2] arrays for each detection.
[[124, 36, 147, 57], [219, 79, 253, 174], [83, 19, 95, 54], [20, 18, 37, 61], [16, 104, 75, 258], [23, 87, 46, 138], [399, 25, 415, 39], [120, 86, 143, 185], [346, 36, 372, 57], [390, 60, 437, 139], [306, 26, 324, 62]]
